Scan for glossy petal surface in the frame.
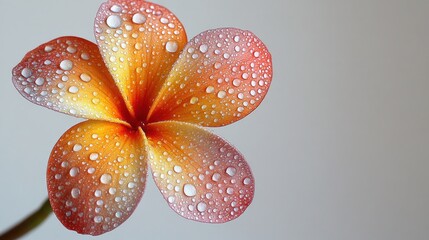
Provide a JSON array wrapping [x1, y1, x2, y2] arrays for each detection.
[[95, 0, 187, 119], [148, 28, 272, 126], [146, 121, 254, 223], [47, 121, 148, 235], [12, 37, 129, 124]]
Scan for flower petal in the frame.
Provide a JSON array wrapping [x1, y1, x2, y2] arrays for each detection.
[[95, 0, 187, 119], [145, 121, 254, 223], [12, 37, 129, 124], [147, 28, 273, 127], [47, 120, 148, 235]]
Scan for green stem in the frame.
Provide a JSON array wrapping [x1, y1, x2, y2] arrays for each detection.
[[0, 198, 52, 240]]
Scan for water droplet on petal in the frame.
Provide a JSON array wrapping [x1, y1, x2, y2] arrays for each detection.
[[217, 91, 226, 99], [106, 15, 122, 29], [69, 167, 79, 177], [89, 153, 99, 161], [226, 167, 237, 176], [100, 173, 112, 184], [71, 188, 80, 198], [173, 165, 182, 173], [60, 60, 73, 71], [94, 189, 102, 197], [183, 183, 196, 197], [44, 45, 53, 52], [132, 13, 146, 24], [212, 173, 221, 182], [94, 215, 103, 223], [189, 97, 199, 104], [110, 5, 122, 13], [243, 177, 251, 185], [35, 77, 45, 86], [21, 68, 32, 78], [197, 202, 207, 212], [80, 73, 91, 82], [199, 44, 208, 53], [166, 41, 178, 53], [206, 86, 215, 93], [232, 79, 241, 87], [68, 86, 79, 94]]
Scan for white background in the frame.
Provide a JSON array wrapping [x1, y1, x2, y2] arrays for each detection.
[[1, 0, 428, 239]]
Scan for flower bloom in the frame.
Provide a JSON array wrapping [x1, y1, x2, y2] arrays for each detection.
[[12, 0, 272, 235]]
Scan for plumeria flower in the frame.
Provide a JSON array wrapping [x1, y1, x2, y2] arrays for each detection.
[[12, 0, 272, 236]]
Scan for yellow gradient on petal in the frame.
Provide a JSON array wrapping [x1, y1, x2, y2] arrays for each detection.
[[47, 120, 148, 235]]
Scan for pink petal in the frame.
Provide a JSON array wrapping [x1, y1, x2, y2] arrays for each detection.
[[145, 121, 255, 223], [12, 37, 129, 124], [148, 28, 273, 126]]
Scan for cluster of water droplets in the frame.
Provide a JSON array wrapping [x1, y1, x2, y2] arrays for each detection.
[[149, 28, 272, 126], [94, 1, 186, 116], [12, 37, 124, 121], [47, 122, 147, 235], [149, 123, 254, 223]]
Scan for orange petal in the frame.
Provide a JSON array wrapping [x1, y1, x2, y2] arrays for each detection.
[[95, 0, 187, 120], [147, 28, 273, 126], [12, 37, 129, 124], [145, 121, 254, 223], [47, 121, 148, 235]]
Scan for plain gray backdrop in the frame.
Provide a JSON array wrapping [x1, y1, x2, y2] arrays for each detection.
[[1, 0, 428, 239]]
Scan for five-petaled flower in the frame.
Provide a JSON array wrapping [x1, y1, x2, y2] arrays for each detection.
[[12, 0, 272, 236]]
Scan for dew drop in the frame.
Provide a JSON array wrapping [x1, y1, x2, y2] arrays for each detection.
[[80, 73, 91, 82], [189, 97, 199, 104], [197, 202, 207, 212], [44, 45, 53, 52], [88, 167, 95, 174], [110, 5, 122, 13], [234, 36, 240, 42], [226, 187, 234, 195], [81, 53, 90, 60], [226, 167, 237, 177], [183, 183, 197, 197], [68, 86, 79, 94], [254, 51, 260, 58], [206, 86, 215, 94], [71, 188, 80, 198], [100, 173, 112, 184], [35, 77, 45, 86], [106, 15, 122, 29], [212, 173, 221, 182], [89, 153, 99, 161], [109, 187, 117, 195], [243, 177, 251, 185], [21, 68, 32, 78], [115, 211, 122, 218], [173, 165, 182, 173], [66, 46, 76, 54], [128, 182, 136, 189], [238, 93, 244, 99], [168, 196, 175, 203], [217, 91, 226, 99], [69, 167, 79, 177], [94, 189, 102, 197], [199, 44, 208, 53], [132, 13, 146, 24], [94, 215, 103, 223], [165, 41, 178, 53], [60, 60, 73, 71], [232, 79, 241, 87]]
